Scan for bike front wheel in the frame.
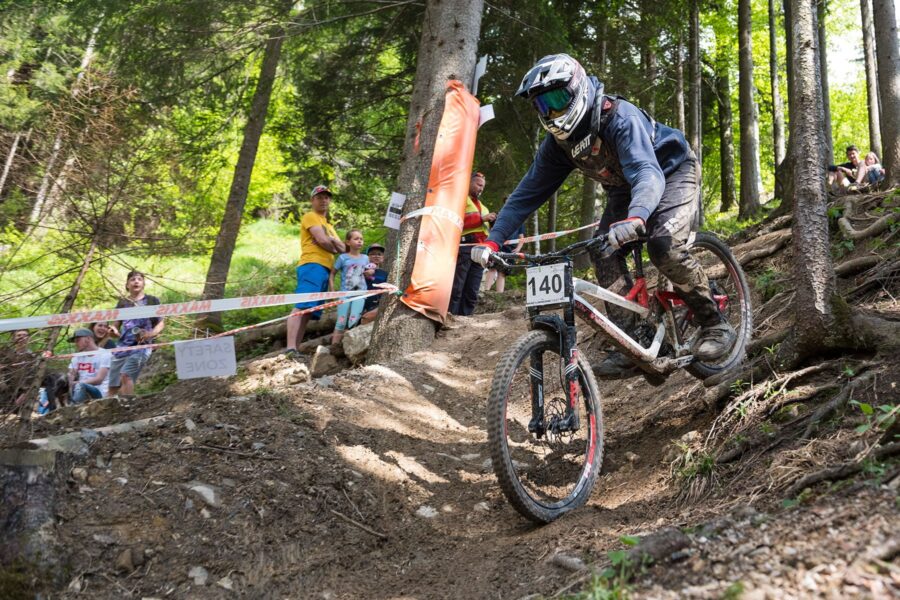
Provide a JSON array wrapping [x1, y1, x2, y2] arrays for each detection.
[[487, 329, 604, 523], [682, 231, 754, 379]]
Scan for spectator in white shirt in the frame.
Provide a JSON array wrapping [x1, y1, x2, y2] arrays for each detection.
[[68, 328, 111, 404]]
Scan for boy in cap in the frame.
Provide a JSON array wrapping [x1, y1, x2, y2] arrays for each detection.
[[68, 328, 111, 404], [285, 185, 346, 357], [361, 242, 389, 324]]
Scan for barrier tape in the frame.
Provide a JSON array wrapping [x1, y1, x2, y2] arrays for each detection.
[[39, 286, 395, 360], [0, 287, 394, 333], [459, 219, 602, 247], [400, 206, 464, 230]]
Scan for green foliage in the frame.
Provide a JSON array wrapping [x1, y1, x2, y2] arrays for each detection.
[[754, 267, 784, 302], [851, 400, 897, 436], [671, 442, 716, 482], [723, 581, 745, 600], [566, 536, 643, 600]]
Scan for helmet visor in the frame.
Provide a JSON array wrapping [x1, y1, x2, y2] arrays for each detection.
[[532, 88, 573, 118]]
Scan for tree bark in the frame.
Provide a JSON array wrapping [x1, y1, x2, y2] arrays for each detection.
[[817, 0, 833, 164], [200, 25, 285, 327], [872, 0, 900, 185], [860, 0, 881, 157], [769, 0, 787, 168], [784, 0, 842, 360], [715, 61, 738, 213], [575, 178, 598, 270], [739, 0, 763, 219], [675, 35, 686, 133], [688, 0, 702, 160], [367, 0, 484, 364], [532, 211, 541, 254]]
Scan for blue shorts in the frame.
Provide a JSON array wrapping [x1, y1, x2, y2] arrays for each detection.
[[294, 263, 331, 320]]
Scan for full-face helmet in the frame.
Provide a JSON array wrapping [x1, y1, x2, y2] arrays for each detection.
[[516, 54, 593, 140]]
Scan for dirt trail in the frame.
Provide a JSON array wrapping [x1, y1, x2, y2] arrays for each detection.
[[13, 299, 900, 599]]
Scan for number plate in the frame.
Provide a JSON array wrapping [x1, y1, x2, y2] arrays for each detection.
[[526, 263, 569, 307]]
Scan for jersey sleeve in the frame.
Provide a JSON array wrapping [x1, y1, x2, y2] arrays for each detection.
[[608, 108, 666, 222]]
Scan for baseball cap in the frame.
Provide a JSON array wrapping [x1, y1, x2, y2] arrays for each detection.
[[310, 185, 333, 198], [366, 243, 386, 254], [69, 328, 94, 342]]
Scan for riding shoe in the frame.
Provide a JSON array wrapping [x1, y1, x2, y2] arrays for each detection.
[[691, 321, 737, 361], [592, 351, 642, 380]]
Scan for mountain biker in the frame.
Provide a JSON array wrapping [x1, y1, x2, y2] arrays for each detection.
[[471, 53, 736, 377]]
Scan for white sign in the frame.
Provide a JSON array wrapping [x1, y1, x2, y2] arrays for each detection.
[[472, 55, 488, 96], [175, 336, 237, 380], [384, 192, 406, 230], [526, 264, 568, 307], [479, 105, 495, 128]]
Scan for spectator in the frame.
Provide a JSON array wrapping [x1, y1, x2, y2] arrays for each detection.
[[12, 329, 31, 355], [109, 270, 164, 397], [90, 321, 119, 350], [827, 145, 862, 192], [361, 243, 388, 324], [67, 328, 111, 404], [482, 198, 526, 293], [284, 185, 346, 358], [449, 172, 496, 316], [859, 152, 886, 188], [330, 229, 370, 345]]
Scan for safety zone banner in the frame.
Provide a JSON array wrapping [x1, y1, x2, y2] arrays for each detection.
[[0, 287, 394, 333]]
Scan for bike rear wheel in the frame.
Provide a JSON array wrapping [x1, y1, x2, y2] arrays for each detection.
[[487, 329, 604, 523], [679, 232, 753, 379]]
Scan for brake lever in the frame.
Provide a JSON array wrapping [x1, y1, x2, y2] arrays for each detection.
[[489, 254, 511, 270]]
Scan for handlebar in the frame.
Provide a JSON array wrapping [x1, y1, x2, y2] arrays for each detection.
[[488, 235, 628, 269]]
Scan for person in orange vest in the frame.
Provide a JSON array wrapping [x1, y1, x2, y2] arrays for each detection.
[[449, 172, 496, 316]]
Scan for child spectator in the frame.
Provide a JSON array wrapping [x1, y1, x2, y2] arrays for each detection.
[[361, 243, 388, 324], [90, 321, 119, 350], [67, 328, 111, 404], [330, 229, 370, 344], [109, 270, 164, 397], [284, 185, 345, 358], [861, 152, 885, 188]]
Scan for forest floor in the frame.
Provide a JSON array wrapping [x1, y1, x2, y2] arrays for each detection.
[[8, 191, 900, 599]]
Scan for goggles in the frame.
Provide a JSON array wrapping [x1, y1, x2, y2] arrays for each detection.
[[532, 87, 572, 118]]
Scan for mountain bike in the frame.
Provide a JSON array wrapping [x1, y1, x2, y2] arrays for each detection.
[[485, 232, 752, 523]]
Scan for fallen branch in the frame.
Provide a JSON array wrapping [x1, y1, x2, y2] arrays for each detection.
[[784, 441, 900, 497], [330, 508, 388, 540], [802, 370, 878, 439]]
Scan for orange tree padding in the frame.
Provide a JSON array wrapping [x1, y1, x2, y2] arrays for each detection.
[[401, 80, 481, 323]]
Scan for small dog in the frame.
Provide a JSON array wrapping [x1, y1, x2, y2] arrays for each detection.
[[40, 373, 69, 412]]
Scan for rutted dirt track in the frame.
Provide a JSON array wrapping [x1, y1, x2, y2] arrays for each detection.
[[23, 302, 899, 598]]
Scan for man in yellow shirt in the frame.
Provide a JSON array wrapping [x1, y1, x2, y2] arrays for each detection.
[[449, 172, 496, 316], [284, 186, 346, 358]]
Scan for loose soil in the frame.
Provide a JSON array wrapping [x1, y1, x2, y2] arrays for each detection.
[[20, 301, 898, 599]]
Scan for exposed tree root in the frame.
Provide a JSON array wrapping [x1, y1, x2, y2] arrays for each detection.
[[784, 441, 900, 498], [848, 310, 900, 350], [732, 228, 792, 269], [802, 370, 878, 439], [834, 254, 881, 278], [846, 257, 900, 300], [747, 329, 790, 357], [837, 195, 897, 241]]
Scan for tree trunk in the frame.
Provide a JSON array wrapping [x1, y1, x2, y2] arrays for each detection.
[[367, 0, 484, 364], [716, 62, 738, 213], [575, 178, 598, 270], [784, 0, 842, 360], [200, 27, 284, 328], [0, 132, 22, 200], [739, 0, 763, 219], [642, 44, 657, 115], [769, 0, 787, 167], [860, 0, 881, 157], [547, 192, 558, 252], [27, 21, 100, 233], [783, 0, 795, 104], [532, 211, 541, 254], [674, 36, 686, 133], [688, 0, 702, 160], [817, 0, 833, 164], [873, 0, 900, 185]]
